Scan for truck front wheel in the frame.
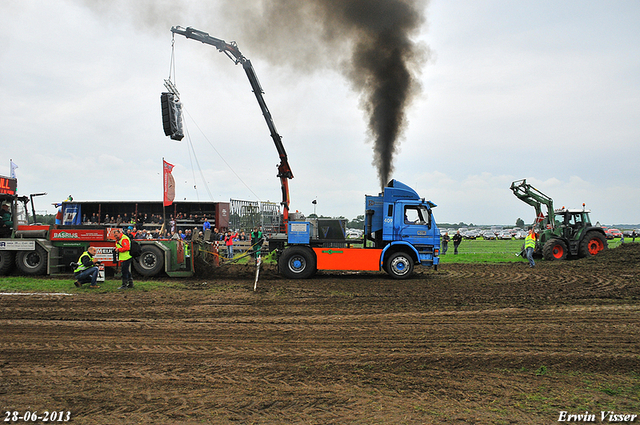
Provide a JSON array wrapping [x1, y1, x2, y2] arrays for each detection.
[[385, 252, 414, 279], [279, 246, 316, 279], [0, 250, 15, 275], [133, 245, 164, 277], [15, 245, 48, 275]]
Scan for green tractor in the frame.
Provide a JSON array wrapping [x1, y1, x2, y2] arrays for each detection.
[[510, 179, 607, 261]]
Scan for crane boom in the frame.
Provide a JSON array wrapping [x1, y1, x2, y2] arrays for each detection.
[[170, 26, 293, 227], [510, 179, 555, 228]]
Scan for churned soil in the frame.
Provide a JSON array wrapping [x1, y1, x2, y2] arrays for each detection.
[[1, 244, 639, 424]]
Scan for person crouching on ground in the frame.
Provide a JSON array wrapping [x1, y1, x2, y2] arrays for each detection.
[[113, 228, 134, 289], [74, 246, 101, 289]]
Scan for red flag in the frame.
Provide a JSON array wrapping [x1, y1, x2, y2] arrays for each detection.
[[163, 160, 175, 207]]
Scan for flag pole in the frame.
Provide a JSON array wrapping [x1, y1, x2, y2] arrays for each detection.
[[162, 158, 166, 237]]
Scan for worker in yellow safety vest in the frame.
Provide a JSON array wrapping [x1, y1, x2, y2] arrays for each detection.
[[113, 228, 134, 290], [524, 230, 538, 268], [74, 246, 100, 288]]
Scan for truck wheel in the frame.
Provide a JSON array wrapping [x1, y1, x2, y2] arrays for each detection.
[[542, 239, 568, 261], [279, 246, 316, 279], [0, 250, 15, 275], [15, 245, 48, 275], [579, 231, 607, 257], [385, 252, 414, 279], [133, 245, 164, 277]]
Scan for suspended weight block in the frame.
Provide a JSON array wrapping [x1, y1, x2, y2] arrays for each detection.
[[161, 92, 184, 141]]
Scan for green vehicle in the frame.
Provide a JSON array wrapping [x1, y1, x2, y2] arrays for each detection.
[[510, 179, 607, 261]]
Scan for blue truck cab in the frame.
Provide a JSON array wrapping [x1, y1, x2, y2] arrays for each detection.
[[364, 180, 440, 276], [276, 180, 440, 279]]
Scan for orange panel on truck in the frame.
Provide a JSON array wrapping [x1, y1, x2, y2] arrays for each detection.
[[313, 247, 382, 271]]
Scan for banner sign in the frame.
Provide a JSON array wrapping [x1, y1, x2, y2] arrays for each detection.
[[62, 204, 82, 226], [163, 160, 175, 207]]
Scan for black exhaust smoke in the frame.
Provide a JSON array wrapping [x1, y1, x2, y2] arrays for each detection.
[[339, 0, 427, 189], [227, 0, 430, 189]]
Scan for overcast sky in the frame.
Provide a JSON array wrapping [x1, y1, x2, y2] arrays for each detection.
[[2, 0, 639, 226]]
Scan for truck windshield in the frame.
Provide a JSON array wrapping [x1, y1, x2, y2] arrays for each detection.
[[15, 201, 28, 225], [404, 206, 431, 228]]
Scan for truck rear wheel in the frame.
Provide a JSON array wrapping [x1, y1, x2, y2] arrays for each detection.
[[385, 251, 414, 279], [15, 245, 48, 275], [279, 246, 316, 279], [579, 231, 607, 257], [133, 245, 164, 277], [0, 250, 15, 275], [542, 239, 568, 261]]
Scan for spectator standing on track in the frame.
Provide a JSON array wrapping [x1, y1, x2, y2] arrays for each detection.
[[251, 227, 264, 260], [224, 230, 238, 259], [452, 230, 463, 255], [441, 232, 450, 255], [524, 230, 537, 268], [73, 246, 101, 289], [113, 228, 134, 290]]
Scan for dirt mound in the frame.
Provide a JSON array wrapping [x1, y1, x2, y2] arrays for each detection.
[[593, 241, 640, 264], [194, 254, 280, 281], [566, 241, 640, 273]]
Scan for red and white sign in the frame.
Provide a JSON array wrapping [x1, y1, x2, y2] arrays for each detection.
[[535, 212, 545, 223]]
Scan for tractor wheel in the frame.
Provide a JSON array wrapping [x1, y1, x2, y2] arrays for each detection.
[[579, 231, 608, 257], [385, 251, 414, 279], [542, 239, 568, 261], [279, 246, 316, 279], [15, 245, 48, 275], [0, 250, 15, 275], [133, 245, 164, 277]]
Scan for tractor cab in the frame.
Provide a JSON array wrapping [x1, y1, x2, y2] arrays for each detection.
[[552, 208, 592, 242]]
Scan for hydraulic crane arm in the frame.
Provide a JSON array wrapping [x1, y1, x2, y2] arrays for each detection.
[[171, 26, 293, 225], [510, 179, 555, 227]]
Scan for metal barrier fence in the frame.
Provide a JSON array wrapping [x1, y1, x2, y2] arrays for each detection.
[[229, 199, 282, 233]]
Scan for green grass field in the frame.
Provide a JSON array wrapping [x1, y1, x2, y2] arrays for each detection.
[[440, 237, 628, 264], [0, 276, 178, 293]]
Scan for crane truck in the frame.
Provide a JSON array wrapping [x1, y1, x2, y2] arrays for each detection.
[[0, 180, 195, 278], [510, 179, 607, 261], [169, 27, 441, 279]]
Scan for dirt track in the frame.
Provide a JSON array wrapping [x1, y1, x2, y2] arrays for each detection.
[[1, 244, 639, 424]]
